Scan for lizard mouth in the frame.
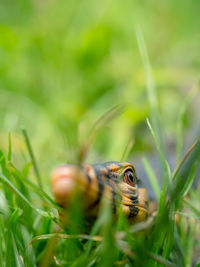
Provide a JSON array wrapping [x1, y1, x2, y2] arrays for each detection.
[[120, 182, 149, 220], [134, 204, 148, 215], [122, 198, 148, 211]]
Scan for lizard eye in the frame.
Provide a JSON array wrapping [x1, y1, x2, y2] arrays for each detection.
[[123, 170, 136, 186]]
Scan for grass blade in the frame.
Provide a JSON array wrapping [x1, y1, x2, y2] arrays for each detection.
[[121, 139, 134, 162], [146, 251, 176, 267], [8, 132, 12, 161], [0, 173, 58, 221], [142, 157, 160, 201], [136, 26, 165, 153], [79, 105, 123, 163], [27, 233, 102, 250], [172, 138, 200, 201], [22, 128, 43, 190], [176, 82, 200, 163], [146, 118, 171, 180], [136, 26, 157, 112]]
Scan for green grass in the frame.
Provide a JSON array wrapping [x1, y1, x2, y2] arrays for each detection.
[[0, 1, 200, 266], [0, 63, 200, 265], [0, 112, 200, 266]]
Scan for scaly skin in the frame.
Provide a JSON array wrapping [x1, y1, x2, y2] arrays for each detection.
[[51, 161, 149, 224]]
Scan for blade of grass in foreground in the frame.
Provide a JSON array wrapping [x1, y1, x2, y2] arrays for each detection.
[[22, 128, 43, 190], [7, 160, 60, 210], [27, 233, 102, 250], [79, 105, 123, 164], [121, 139, 134, 162], [8, 132, 12, 161], [89, 105, 123, 136], [136, 26, 165, 154], [23, 178, 60, 209], [142, 157, 160, 201], [172, 138, 200, 202], [146, 118, 171, 180], [0, 173, 58, 222], [184, 200, 200, 217], [146, 252, 176, 267], [176, 82, 200, 163]]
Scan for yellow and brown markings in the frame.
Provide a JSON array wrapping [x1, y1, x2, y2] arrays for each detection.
[[51, 161, 149, 223]]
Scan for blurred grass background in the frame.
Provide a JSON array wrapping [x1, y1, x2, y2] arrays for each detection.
[[0, 0, 200, 186], [1, 1, 200, 266]]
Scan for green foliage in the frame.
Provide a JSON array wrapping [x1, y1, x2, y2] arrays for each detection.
[[0, 84, 199, 267], [0, 0, 200, 168], [0, 0, 200, 266]]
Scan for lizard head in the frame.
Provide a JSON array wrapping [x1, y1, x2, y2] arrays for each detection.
[[51, 161, 149, 223]]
